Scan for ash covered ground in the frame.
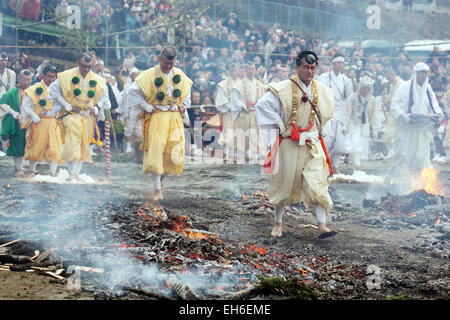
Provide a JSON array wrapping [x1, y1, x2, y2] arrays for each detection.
[[0, 152, 449, 300]]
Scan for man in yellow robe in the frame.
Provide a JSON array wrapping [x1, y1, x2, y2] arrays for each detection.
[[255, 51, 337, 239], [127, 46, 192, 201], [22, 64, 61, 177], [48, 52, 111, 181]]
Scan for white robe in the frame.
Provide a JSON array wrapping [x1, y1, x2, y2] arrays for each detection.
[[390, 77, 442, 170]]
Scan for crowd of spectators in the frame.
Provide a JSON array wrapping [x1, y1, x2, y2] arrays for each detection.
[[1, 1, 449, 137]]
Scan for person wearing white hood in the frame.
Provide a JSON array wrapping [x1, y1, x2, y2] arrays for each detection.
[[317, 54, 353, 173], [386, 62, 443, 183], [339, 76, 382, 171]]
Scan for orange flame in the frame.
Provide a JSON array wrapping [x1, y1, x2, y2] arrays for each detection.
[[242, 193, 249, 200], [411, 167, 445, 195], [436, 217, 441, 225], [409, 214, 417, 218]]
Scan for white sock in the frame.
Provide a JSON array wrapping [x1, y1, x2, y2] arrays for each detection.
[[68, 160, 78, 175], [274, 205, 285, 223], [314, 205, 327, 224], [30, 161, 38, 172], [50, 160, 58, 175], [14, 157, 24, 171], [75, 161, 83, 175], [151, 173, 162, 190]]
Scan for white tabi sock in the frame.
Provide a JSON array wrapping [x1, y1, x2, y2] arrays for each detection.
[[14, 157, 24, 171], [274, 205, 285, 223], [314, 205, 327, 224], [50, 160, 58, 175], [151, 173, 162, 190], [352, 153, 361, 168], [68, 160, 76, 174], [29, 161, 38, 172], [75, 161, 83, 175]]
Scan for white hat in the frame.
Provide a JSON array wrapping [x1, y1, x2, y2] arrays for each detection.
[[413, 62, 430, 73], [129, 67, 140, 74]]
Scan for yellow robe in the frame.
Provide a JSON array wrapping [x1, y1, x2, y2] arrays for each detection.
[[57, 68, 106, 162], [136, 65, 193, 175], [23, 80, 62, 163], [266, 77, 334, 213]]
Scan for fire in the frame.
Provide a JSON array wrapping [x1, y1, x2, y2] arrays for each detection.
[[411, 166, 445, 195], [252, 190, 266, 201], [242, 193, 249, 200], [6, 184, 10, 188], [409, 214, 417, 218], [171, 216, 211, 240], [436, 217, 441, 225], [246, 244, 267, 255]]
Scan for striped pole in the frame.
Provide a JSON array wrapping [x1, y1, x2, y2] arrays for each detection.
[[105, 118, 111, 180]]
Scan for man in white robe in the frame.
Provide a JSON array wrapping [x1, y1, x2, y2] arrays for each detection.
[[339, 76, 382, 170], [230, 62, 266, 163], [386, 62, 443, 183], [215, 63, 240, 161], [116, 67, 141, 154], [317, 54, 353, 173], [255, 51, 336, 239]]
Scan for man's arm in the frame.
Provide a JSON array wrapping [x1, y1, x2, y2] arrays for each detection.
[[48, 79, 72, 113], [127, 81, 154, 121], [255, 90, 285, 148]]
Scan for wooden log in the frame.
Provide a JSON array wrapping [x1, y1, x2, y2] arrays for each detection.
[[167, 275, 200, 300], [122, 285, 175, 300], [0, 254, 31, 264], [0, 238, 24, 247]]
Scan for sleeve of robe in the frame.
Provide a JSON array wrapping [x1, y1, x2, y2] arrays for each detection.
[[255, 90, 285, 148]]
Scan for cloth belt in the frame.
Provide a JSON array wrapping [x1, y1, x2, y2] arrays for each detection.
[[246, 102, 256, 111], [263, 121, 333, 175]]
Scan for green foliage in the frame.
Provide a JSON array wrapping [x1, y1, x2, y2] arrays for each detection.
[[258, 277, 319, 300]]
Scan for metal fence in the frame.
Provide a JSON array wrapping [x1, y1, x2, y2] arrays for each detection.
[[211, 0, 367, 36]]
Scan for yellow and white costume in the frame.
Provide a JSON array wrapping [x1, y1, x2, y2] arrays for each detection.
[[127, 64, 192, 189], [21, 80, 62, 174], [48, 67, 110, 176], [256, 75, 334, 224]]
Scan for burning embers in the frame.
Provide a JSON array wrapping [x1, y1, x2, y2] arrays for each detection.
[[411, 166, 445, 196]]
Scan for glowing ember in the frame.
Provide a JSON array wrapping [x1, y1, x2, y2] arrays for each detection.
[[246, 244, 267, 255], [411, 166, 445, 195]]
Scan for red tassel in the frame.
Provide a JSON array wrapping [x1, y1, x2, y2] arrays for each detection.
[[291, 123, 300, 141]]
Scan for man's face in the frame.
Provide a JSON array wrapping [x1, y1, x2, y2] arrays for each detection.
[[78, 58, 94, 77], [18, 74, 32, 90], [332, 60, 345, 73], [43, 71, 57, 87], [191, 92, 201, 105], [416, 70, 428, 86], [229, 66, 238, 79], [159, 54, 176, 74], [246, 65, 256, 79], [0, 58, 7, 70], [360, 86, 371, 97], [295, 59, 317, 84]]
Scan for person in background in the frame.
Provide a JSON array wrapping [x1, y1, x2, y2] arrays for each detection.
[[0, 69, 33, 177]]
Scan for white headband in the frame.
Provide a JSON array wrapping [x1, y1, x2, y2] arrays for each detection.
[[332, 56, 345, 63]]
